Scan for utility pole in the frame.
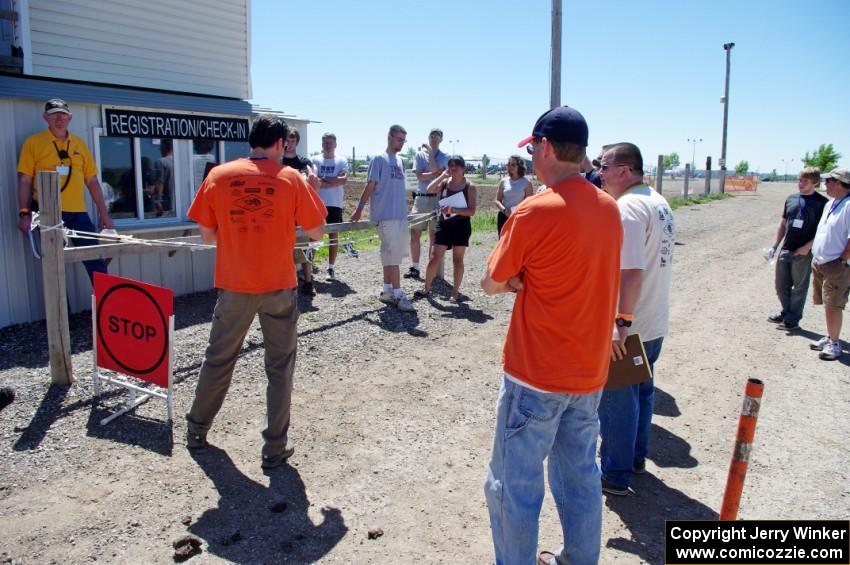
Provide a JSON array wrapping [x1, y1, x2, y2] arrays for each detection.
[[719, 42, 735, 193], [550, 0, 562, 109]]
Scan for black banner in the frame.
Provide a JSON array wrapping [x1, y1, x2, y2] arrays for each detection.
[[665, 520, 849, 564], [104, 108, 249, 141]]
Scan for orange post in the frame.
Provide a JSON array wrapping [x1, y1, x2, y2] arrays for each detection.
[[720, 378, 764, 520]]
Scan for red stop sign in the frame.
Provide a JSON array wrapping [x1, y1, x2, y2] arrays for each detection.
[[94, 273, 173, 387]]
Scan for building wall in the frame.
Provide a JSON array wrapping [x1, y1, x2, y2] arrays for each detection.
[[26, 0, 250, 99]]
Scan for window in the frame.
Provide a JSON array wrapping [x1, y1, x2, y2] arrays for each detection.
[[98, 136, 136, 220], [140, 138, 176, 219], [192, 140, 219, 194], [95, 129, 179, 224], [224, 141, 250, 162]]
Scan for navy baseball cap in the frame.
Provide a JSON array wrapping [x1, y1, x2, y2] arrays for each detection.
[[517, 106, 588, 148]]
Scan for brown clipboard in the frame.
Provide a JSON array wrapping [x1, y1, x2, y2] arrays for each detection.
[[605, 333, 652, 390]]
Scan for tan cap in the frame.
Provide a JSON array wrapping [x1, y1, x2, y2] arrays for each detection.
[[823, 168, 850, 184]]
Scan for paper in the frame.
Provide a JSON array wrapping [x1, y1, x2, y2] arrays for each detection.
[[438, 191, 467, 210]]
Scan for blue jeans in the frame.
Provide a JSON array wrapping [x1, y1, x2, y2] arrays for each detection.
[[774, 249, 813, 325], [62, 212, 108, 282], [598, 337, 664, 489], [485, 376, 603, 565]]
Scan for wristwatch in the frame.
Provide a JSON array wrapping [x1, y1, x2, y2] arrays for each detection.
[[615, 317, 632, 328]]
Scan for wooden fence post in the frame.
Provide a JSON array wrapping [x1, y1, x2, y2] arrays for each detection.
[[683, 164, 690, 199], [655, 155, 664, 195], [37, 171, 73, 385]]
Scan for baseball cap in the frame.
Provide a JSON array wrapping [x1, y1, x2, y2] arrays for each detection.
[[44, 98, 71, 115], [822, 168, 850, 184], [429, 128, 443, 138], [517, 106, 588, 148]]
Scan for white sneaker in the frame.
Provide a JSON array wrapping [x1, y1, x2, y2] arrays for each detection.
[[819, 340, 842, 361], [396, 295, 416, 313], [379, 290, 397, 305], [809, 336, 830, 351]]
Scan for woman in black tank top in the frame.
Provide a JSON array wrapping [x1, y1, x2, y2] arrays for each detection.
[[414, 156, 477, 302]]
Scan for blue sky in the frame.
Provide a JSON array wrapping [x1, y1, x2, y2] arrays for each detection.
[[251, 0, 850, 174]]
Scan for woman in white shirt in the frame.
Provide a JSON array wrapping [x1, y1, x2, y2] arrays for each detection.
[[495, 155, 533, 236]]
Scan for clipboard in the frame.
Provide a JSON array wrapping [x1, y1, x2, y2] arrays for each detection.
[[605, 333, 652, 390]]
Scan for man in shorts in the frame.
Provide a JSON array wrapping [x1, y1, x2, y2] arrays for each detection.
[[406, 128, 448, 279], [312, 132, 349, 281], [809, 168, 850, 361], [351, 125, 415, 312]]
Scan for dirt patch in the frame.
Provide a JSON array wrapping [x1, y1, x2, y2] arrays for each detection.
[[0, 182, 847, 564]]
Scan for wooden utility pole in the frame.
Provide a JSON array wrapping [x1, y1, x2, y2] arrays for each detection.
[[550, 0, 562, 109], [38, 171, 73, 384], [719, 42, 735, 194]]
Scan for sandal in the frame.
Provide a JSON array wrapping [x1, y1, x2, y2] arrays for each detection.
[[413, 290, 429, 299], [537, 551, 556, 565]]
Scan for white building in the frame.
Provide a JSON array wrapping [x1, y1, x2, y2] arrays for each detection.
[[1, 0, 311, 327]]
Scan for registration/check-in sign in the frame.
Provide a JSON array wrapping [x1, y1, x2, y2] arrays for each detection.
[[94, 273, 174, 387]]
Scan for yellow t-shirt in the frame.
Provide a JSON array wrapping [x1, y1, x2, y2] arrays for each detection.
[[16, 129, 97, 212]]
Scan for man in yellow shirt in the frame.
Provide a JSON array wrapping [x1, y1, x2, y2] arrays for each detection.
[[17, 98, 113, 281]]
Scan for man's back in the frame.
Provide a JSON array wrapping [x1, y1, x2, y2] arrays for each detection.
[[488, 177, 622, 393], [188, 158, 326, 293]]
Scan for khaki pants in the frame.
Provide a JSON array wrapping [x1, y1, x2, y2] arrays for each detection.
[[187, 288, 298, 456]]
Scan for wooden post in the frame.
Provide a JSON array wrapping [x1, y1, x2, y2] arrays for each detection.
[[705, 156, 712, 195], [683, 164, 690, 199], [37, 171, 73, 384], [655, 155, 664, 195]]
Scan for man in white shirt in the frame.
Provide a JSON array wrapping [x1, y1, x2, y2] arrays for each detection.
[[809, 168, 850, 361], [311, 133, 349, 280], [597, 142, 676, 496]]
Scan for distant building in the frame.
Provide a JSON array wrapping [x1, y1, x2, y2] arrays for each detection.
[[1, 1, 311, 327]]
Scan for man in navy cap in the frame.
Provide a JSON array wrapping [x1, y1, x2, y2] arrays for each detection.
[[481, 106, 622, 565], [17, 98, 112, 281]]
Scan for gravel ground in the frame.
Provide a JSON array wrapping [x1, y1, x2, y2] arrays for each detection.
[[0, 182, 847, 564]]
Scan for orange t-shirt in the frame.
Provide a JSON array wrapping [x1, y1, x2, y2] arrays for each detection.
[[487, 176, 623, 394], [188, 157, 327, 293]]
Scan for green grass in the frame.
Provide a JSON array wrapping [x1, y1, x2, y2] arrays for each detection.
[[311, 228, 380, 262], [667, 192, 731, 210], [471, 212, 498, 233]]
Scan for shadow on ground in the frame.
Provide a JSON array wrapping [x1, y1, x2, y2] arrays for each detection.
[[605, 472, 718, 565], [189, 446, 347, 563]]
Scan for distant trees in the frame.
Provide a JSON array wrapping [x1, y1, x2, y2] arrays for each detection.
[[662, 152, 681, 170], [735, 160, 749, 175], [769, 169, 778, 181], [802, 144, 841, 172], [481, 154, 490, 179]]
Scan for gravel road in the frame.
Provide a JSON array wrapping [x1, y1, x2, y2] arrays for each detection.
[[0, 182, 847, 564]]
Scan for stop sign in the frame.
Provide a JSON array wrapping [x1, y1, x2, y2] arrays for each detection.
[[94, 273, 173, 387]]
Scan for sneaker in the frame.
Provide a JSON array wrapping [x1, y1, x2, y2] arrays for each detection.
[[326, 267, 335, 281], [396, 295, 416, 313], [186, 431, 207, 450], [633, 459, 646, 475], [300, 281, 316, 296], [403, 266, 421, 280], [819, 340, 842, 361], [0, 387, 15, 412], [379, 290, 397, 305], [766, 314, 783, 324], [810, 336, 830, 351], [261, 445, 295, 469], [601, 478, 631, 496], [537, 551, 556, 565], [776, 321, 800, 331]]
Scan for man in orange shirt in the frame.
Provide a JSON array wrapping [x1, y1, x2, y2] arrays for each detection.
[[481, 106, 622, 565], [185, 115, 327, 469]]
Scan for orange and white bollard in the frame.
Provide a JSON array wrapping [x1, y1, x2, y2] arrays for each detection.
[[720, 378, 764, 520]]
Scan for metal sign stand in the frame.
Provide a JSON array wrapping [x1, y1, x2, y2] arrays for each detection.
[[91, 295, 174, 425]]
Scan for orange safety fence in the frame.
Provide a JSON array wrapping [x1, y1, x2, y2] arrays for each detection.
[[725, 175, 759, 192]]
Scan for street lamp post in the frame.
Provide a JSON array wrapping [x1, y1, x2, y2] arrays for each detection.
[[687, 138, 703, 175], [781, 158, 794, 182], [719, 42, 735, 193], [449, 139, 460, 157]]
